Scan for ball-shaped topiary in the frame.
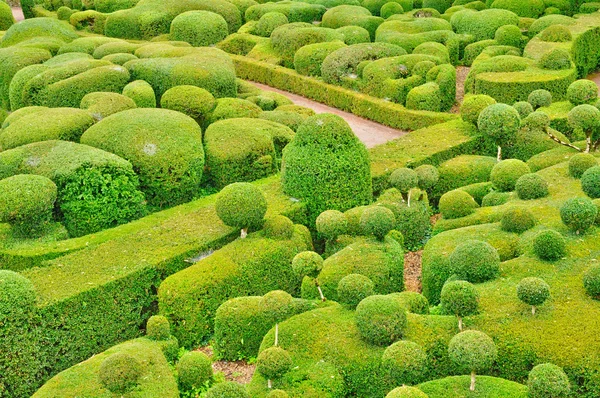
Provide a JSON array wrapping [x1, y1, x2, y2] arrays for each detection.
[[569, 153, 598, 178], [337, 273, 375, 308], [515, 173, 549, 200], [292, 251, 323, 278], [263, 215, 295, 240], [517, 277, 550, 315], [381, 2, 405, 19], [160, 85, 216, 121], [177, 351, 213, 390], [522, 111, 551, 131], [513, 101, 534, 119], [560, 197, 598, 234], [439, 190, 478, 219], [256, 347, 293, 379], [481, 191, 511, 207], [146, 315, 170, 341], [355, 295, 407, 345], [205, 382, 249, 398], [254, 12, 289, 37], [528, 89, 553, 109], [494, 24, 522, 47], [538, 48, 572, 70], [98, 353, 143, 394], [461, 95, 496, 125], [389, 167, 419, 194], [567, 79, 598, 106], [382, 340, 428, 386], [477, 103, 521, 155], [584, 264, 600, 298], [539, 24, 572, 42], [527, 363, 571, 398], [385, 386, 429, 398], [0, 174, 57, 237], [215, 182, 267, 236], [501, 207, 536, 233], [490, 159, 531, 192], [449, 240, 500, 283], [448, 330, 497, 391], [414, 164, 439, 191], [316, 209, 348, 240], [170, 11, 229, 47], [533, 230, 566, 261], [0, 270, 36, 322], [267, 390, 290, 398], [440, 280, 479, 330], [360, 206, 396, 240], [260, 290, 293, 323], [567, 105, 600, 150], [581, 166, 600, 199]]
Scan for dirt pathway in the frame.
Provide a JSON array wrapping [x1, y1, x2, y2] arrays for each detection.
[[251, 82, 408, 148], [11, 7, 23, 22]]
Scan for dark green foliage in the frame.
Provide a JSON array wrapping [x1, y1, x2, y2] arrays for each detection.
[[477, 103, 521, 151], [533, 230, 566, 261], [449, 240, 500, 283], [584, 264, 600, 298], [160, 85, 215, 121], [177, 351, 213, 390], [360, 206, 396, 240], [355, 294, 407, 345], [581, 166, 600, 198], [490, 159, 531, 192], [494, 25, 521, 47], [439, 190, 478, 219], [501, 207, 536, 233], [440, 280, 479, 322], [448, 330, 497, 374], [146, 315, 171, 341], [460, 94, 496, 125], [256, 347, 293, 379], [122, 80, 156, 108], [253, 12, 289, 37], [560, 197, 598, 234], [0, 174, 57, 237], [263, 215, 295, 241], [513, 102, 534, 119], [170, 11, 229, 47], [515, 174, 548, 200], [292, 251, 323, 278], [527, 363, 570, 398], [382, 340, 428, 386], [517, 277, 550, 309], [567, 80, 598, 106], [567, 105, 600, 152], [414, 164, 439, 191], [81, 108, 204, 207], [206, 382, 249, 398], [216, 182, 267, 232], [282, 113, 372, 221], [528, 89, 552, 109], [337, 273, 374, 308], [316, 209, 348, 240], [568, 153, 598, 178], [386, 386, 429, 398], [98, 353, 142, 393], [538, 48, 572, 71]]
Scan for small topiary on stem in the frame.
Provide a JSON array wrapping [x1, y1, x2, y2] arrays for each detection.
[[528, 89, 552, 109], [414, 164, 439, 192], [517, 277, 550, 315], [390, 167, 418, 203], [449, 240, 500, 283], [256, 347, 293, 389], [567, 104, 600, 153], [440, 280, 479, 331], [527, 363, 570, 398], [316, 209, 348, 241], [360, 206, 396, 240], [478, 103, 521, 161], [215, 182, 267, 238], [260, 290, 293, 347], [567, 79, 598, 106], [356, 295, 407, 346], [448, 330, 497, 392]]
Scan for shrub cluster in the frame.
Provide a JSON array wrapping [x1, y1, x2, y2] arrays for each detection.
[[490, 159, 531, 192]]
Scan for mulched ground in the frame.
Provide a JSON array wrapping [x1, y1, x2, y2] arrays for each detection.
[[404, 250, 423, 292], [450, 66, 470, 114], [197, 346, 256, 385]]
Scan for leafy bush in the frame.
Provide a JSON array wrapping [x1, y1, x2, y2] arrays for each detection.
[[316, 209, 349, 241], [360, 206, 396, 240], [501, 207, 536, 233], [390, 167, 419, 194], [527, 363, 570, 398], [533, 230, 566, 261], [170, 11, 229, 47], [414, 164, 439, 191], [386, 386, 429, 398], [538, 25, 572, 42], [439, 190, 478, 219], [263, 216, 295, 241], [294, 41, 347, 77], [355, 294, 407, 345], [381, 2, 404, 18], [491, 0, 544, 17], [245, 1, 326, 23], [581, 166, 600, 199], [177, 351, 213, 390], [440, 280, 479, 330], [560, 197, 598, 234], [0, 270, 36, 322], [122, 80, 156, 108], [160, 85, 215, 121], [449, 240, 500, 283], [215, 182, 267, 235], [450, 9, 520, 41], [267, 390, 290, 398], [567, 80, 598, 106], [513, 101, 534, 119], [517, 277, 550, 314], [494, 24, 522, 47], [292, 251, 323, 278], [382, 340, 428, 386], [477, 103, 521, 157], [569, 153, 598, 178], [337, 273, 375, 308], [538, 48, 572, 71], [490, 159, 531, 192], [205, 382, 249, 398], [80, 92, 137, 120], [584, 264, 600, 299], [98, 353, 142, 393], [528, 89, 552, 109], [447, 330, 497, 391], [256, 347, 293, 379], [146, 315, 171, 341], [481, 191, 511, 207], [393, 291, 430, 315], [253, 12, 289, 37], [460, 94, 496, 125]]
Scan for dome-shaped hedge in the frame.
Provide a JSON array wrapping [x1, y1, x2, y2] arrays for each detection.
[[160, 85, 216, 121], [501, 207, 536, 233], [292, 251, 323, 278], [440, 280, 479, 324], [515, 173, 549, 200], [584, 264, 600, 298], [215, 182, 267, 234], [146, 315, 171, 341], [170, 11, 229, 47], [0, 270, 36, 322], [316, 209, 348, 240], [385, 386, 429, 398], [567, 79, 598, 106], [477, 104, 521, 149], [337, 273, 375, 308], [449, 240, 500, 283], [461, 95, 496, 125], [256, 347, 293, 379], [356, 294, 407, 345], [527, 363, 571, 398], [581, 166, 600, 199], [260, 290, 293, 322], [533, 230, 566, 261], [263, 215, 295, 240], [98, 353, 142, 393], [122, 80, 156, 108], [267, 390, 290, 398], [382, 340, 428, 386], [360, 206, 396, 240], [177, 351, 213, 390], [490, 159, 531, 192], [495, 24, 522, 46], [539, 24, 572, 42], [254, 12, 289, 37], [528, 89, 552, 109], [205, 382, 249, 398], [569, 153, 597, 178], [439, 189, 478, 219], [538, 48, 572, 70], [560, 197, 598, 234]]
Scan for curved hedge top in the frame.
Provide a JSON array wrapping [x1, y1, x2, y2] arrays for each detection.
[[0, 18, 78, 48], [450, 9, 520, 41], [80, 108, 204, 207]]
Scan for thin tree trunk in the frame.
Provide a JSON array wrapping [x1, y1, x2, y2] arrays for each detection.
[[593, 138, 600, 152], [268, 379, 272, 389], [458, 317, 463, 331], [532, 305, 536, 315], [586, 135, 592, 153], [274, 323, 279, 346], [240, 228, 248, 239], [315, 280, 326, 302], [470, 371, 476, 391], [407, 190, 411, 207], [497, 146, 502, 161], [545, 129, 583, 152]]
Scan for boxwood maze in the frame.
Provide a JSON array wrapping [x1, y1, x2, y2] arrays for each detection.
[[1, 0, 600, 397]]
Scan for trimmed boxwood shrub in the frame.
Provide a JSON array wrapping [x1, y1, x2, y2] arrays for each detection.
[[122, 80, 156, 108], [0, 270, 36, 321], [527, 363, 570, 398], [389, 167, 418, 195], [386, 386, 428, 398], [0, 1, 15, 30], [567, 104, 600, 153], [449, 240, 500, 283], [256, 346, 292, 380], [491, 0, 544, 18], [477, 103, 521, 159], [267, 390, 289, 398], [270, 23, 344, 66], [414, 164, 439, 191], [80, 92, 137, 120], [490, 159, 531, 192], [501, 207, 536, 233], [282, 113, 372, 221], [481, 191, 511, 207], [450, 9, 520, 41], [560, 197, 598, 234], [447, 330, 497, 391], [406, 82, 442, 112], [382, 340, 428, 386], [170, 11, 229, 47], [440, 280, 479, 330], [207, 98, 262, 125], [336, 25, 371, 45], [393, 291, 429, 315], [538, 48, 572, 71], [81, 108, 204, 207], [381, 2, 404, 18], [360, 206, 396, 240], [439, 190, 478, 219], [294, 41, 347, 77], [517, 277, 550, 315], [316, 209, 348, 241], [98, 353, 142, 393], [253, 12, 289, 37], [215, 182, 267, 236], [337, 274, 375, 308], [460, 94, 496, 125], [581, 166, 600, 199], [528, 89, 552, 109], [146, 315, 171, 341], [494, 24, 522, 47], [513, 101, 534, 119], [355, 294, 407, 345], [515, 173, 548, 200], [568, 153, 598, 178], [263, 215, 295, 241], [177, 351, 213, 390], [206, 382, 249, 398], [567, 79, 598, 106], [160, 85, 215, 122], [533, 230, 566, 261], [539, 25, 571, 42], [292, 251, 323, 278], [584, 264, 600, 299]]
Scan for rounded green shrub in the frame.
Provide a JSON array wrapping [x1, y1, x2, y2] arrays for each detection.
[[439, 190, 478, 219], [336, 25, 371, 44], [527, 363, 570, 398], [481, 191, 511, 207], [253, 12, 289, 37], [567, 80, 598, 106], [292, 251, 323, 278], [146, 315, 171, 341], [355, 294, 407, 345], [406, 82, 442, 112], [391, 201, 431, 250], [382, 340, 427, 386], [316, 209, 349, 240], [448, 330, 497, 376], [494, 24, 522, 47], [205, 382, 249, 398], [513, 101, 534, 119], [460, 94, 496, 125], [170, 11, 229, 47], [528, 89, 552, 109], [386, 386, 429, 398], [57, 6, 75, 21], [538, 48, 572, 70], [440, 280, 479, 326], [337, 273, 375, 308], [581, 166, 600, 199], [560, 197, 598, 234], [414, 164, 439, 191], [0, 270, 36, 322], [517, 277, 550, 313], [533, 230, 566, 261], [501, 207, 536, 233], [360, 206, 396, 240], [491, 0, 544, 17], [521, 111, 551, 131], [568, 105, 600, 150], [256, 347, 293, 379], [267, 390, 289, 398], [539, 24, 572, 42], [449, 240, 500, 283], [80, 92, 137, 120], [215, 182, 267, 234], [477, 103, 521, 150], [412, 61, 436, 78], [515, 174, 548, 200], [450, 8, 519, 41], [260, 290, 293, 322], [393, 291, 429, 315], [568, 153, 598, 178], [177, 351, 213, 390], [490, 159, 531, 192], [584, 264, 600, 298], [294, 41, 347, 77], [161, 85, 216, 121], [122, 80, 156, 108], [381, 2, 405, 18], [595, 199, 600, 225], [0, 174, 57, 237], [390, 167, 419, 194], [281, 113, 372, 221], [98, 353, 142, 394], [263, 215, 295, 240]]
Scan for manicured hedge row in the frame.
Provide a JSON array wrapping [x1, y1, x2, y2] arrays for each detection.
[[231, 54, 457, 132]]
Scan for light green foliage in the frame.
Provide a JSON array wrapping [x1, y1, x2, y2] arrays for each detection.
[[0, 1, 15, 30], [517, 277, 550, 309], [98, 352, 142, 393], [414, 164, 439, 191], [267, 389, 290, 398], [513, 101, 534, 119], [581, 166, 600, 198], [528, 89, 552, 109], [386, 386, 429, 398], [419, 376, 526, 397], [215, 182, 267, 232], [490, 159, 531, 192], [206, 382, 249, 398], [501, 207, 536, 233], [567, 105, 600, 151], [207, 98, 262, 124], [360, 205, 396, 240], [355, 294, 407, 345], [177, 351, 213, 390], [461, 94, 496, 125], [253, 12, 289, 37], [80, 92, 137, 120], [527, 363, 570, 398], [494, 25, 521, 47], [538, 48, 572, 71], [491, 0, 544, 17], [477, 103, 521, 151], [146, 315, 171, 341], [292, 251, 323, 278], [560, 197, 598, 233], [122, 80, 156, 108], [539, 25, 571, 43], [567, 80, 598, 106], [170, 11, 229, 47], [568, 153, 598, 178], [0, 270, 36, 321], [160, 85, 215, 121], [316, 209, 348, 240], [448, 330, 497, 374], [294, 41, 347, 77], [1, 17, 78, 47], [441, 280, 479, 321], [533, 230, 566, 261], [382, 340, 428, 386], [439, 190, 479, 219], [257, 347, 293, 379], [449, 240, 500, 283], [263, 215, 295, 240], [584, 264, 600, 298], [381, 2, 404, 18], [337, 273, 374, 308], [451, 9, 519, 41]]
